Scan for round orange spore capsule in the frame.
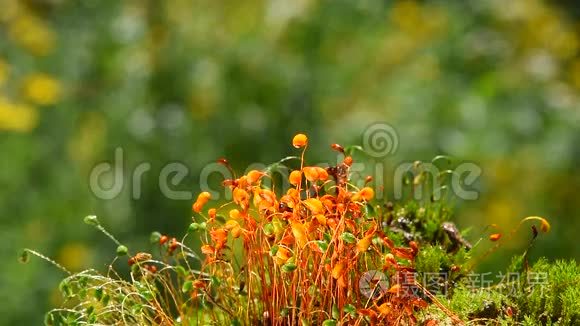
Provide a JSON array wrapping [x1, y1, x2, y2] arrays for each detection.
[[247, 170, 264, 184], [343, 156, 353, 166], [289, 170, 302, 186], [359, 187, 375, 201], [208, 208, 217, 220], [489, 233, 502, 241], [331, 143, 344, 153], [303, 167, 319, 182], [292, 133, 308, 148]]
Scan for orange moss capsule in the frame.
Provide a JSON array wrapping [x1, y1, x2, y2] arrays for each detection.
[[337, 275, 347, 288], [361, 187, 374, 201], [223, 179, 238, 188], [489, 233, 502, 241], [201, 245, 214, 255], [247, 170, 264, 184], [382, 237, 395, 249], [331, 262, 345, 279], [192, 202, 203, 213], [523, 216, 551, 233], [128, 252, 152, 266], [303, 198, 324, 214], [343, 156, 353, 166], [321, 201, 334, 213], [316, 167, 329, 181], [331, 143, 344, 153], [233, 188, 250, 207], [159, 235, 169, 245], [357, 235, 373, 253], [303, 167, 319, 182], [252, 189, 262, 208], [387, 284, 401, 294], [327, 217, 338, 229], [279, 195, 295, 209], [289, 170, 301, 186], [210, 229, 228, 250], [193, 191, 211, 212], [314, 214, 327, 226], [208, 208, 217, 220], [506, 306, 514, 317], [286, 188, 299, 198], [279, 235, 294, 247], [224, 219, 239, 230], [168, 238, 179, 253], [229, 209, 241, 219], [540, 219, 550, 233], [409, 240, 419, 255], [236, 176, 249, 189], [324, 263, 331, 272], [210, 228, 227, 241], [231, 226, 242, 238], [193, 280, 206, 289], [291, 221, 308, 248], [274, 247, 291, 265], [198, 191, 211, 202], [145, 264, 157, 273], [384, 253, 396, 267], [257, 189, 277, 210], [292, 133, 308, 148], [377, 302, 391, 315]]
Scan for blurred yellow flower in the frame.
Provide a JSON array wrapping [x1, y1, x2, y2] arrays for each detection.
[[485, 198, 523, 241], [0, 97, 38, 132], [390, 1, 422, 33], [57, 242, 93, 272], [389, 1, 447, 40], [68, 111, 107, 169], [0, 59, 9, 87], [0, 0, 19, 23], [23, 73, 62, 106], [569, 59, 580, 90], [8, 13, 56, 56]]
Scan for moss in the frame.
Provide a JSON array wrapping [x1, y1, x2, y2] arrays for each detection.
[[513, 259, 580, 324], [28, 170, 579, 325], [419, 258, 580, 325], [415, 245, 451, 274]]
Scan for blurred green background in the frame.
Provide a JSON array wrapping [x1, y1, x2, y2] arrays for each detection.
[[1, 0, 579, 324]]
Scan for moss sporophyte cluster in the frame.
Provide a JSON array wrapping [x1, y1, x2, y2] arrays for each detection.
[[21, 134, 578, 325]]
